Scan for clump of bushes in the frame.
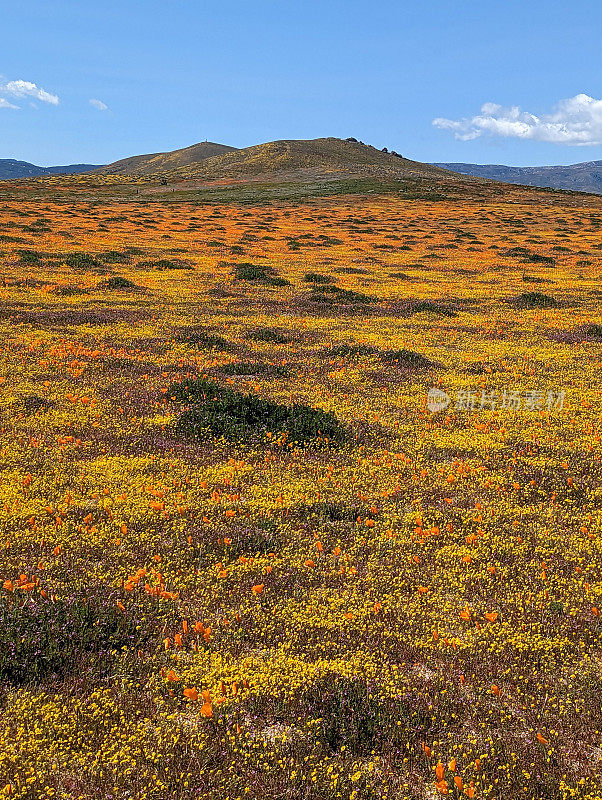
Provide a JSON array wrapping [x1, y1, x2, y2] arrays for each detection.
[[308, 284, 375, 305], [302, 675, 429, 757], [175, 328, 233, 350], [246, 327, 291, 344], [99, 276, 139, 291], [510, 291, 558, 309], [98, 250, 133, 264], [15, 394, 53, 415], [137, 258, 193, 270], [232, 262, 290, 286], [63, 252, 102, 269], [380, 348, 434, 368], [303, 272, 333, 284], [583, 323, 602, 339], [16, 249, 43, 265], [503, 247, 556, 266], [410, 300, 457, 317], [323, 344, 432, 369], [326, 343, 378, 358], [167, 377, 345, 445]]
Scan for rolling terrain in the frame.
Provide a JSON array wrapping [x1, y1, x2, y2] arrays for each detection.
[[1, 137, 498, 205], [0, 164, 600, 799]]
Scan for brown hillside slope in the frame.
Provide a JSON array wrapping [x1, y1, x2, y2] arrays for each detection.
[[160, 137, 457, 182], [96, 141, 237, 176]]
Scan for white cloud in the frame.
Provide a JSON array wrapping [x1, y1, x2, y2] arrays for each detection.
[[433, 94, 602, 146], [0, 97, 18, 110], [89, 98, 108, 111], [1, 79, 59, 106]]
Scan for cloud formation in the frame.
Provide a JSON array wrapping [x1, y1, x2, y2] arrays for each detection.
[[1, 79, 59, 106], [89, 98, 108, 111], [433, 94, 602, 146], [0, 97, 19, 110]]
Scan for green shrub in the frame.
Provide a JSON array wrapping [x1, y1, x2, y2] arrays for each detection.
[[303, 272, 333, 283], [64, 252, 101, 269], [303, 676, 429, 756], [232, 262, 290, 286], [168, 378, 345, 445], [309, 285, 375, 305], [233, 263, 270, 280], [137, 258, 192, 270], [101, 276, 139, 290], [175, 328, 233, 350], [511, 292, 558, 309], [16, 249, 43, 265], [380, 348, 433, 368], [410, 300, 457, 317], [246, 327, 291, 344], [99, 250, 133, 264], [326, 343, 378, 357]]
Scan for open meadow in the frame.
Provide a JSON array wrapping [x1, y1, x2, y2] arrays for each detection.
[[0, 182, 600, 800]]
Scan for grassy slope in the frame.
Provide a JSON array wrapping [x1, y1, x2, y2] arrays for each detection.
[[96, 141, 238, 176], [161, 137, 457, 181]]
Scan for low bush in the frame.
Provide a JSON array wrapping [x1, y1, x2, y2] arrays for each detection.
[[232, 262, 290, 286], [303, 272, 333, 284], [175, 328, 233, 349], [510, 291, 558, 309], [168, 378, 345, 445], [410, 300, 457, 317], [308, 285, 375, 305], [325, 343, 378, 357], [380, 348, 434, 368], [246, 327, 291, 344], [100, 276, 139, 290]]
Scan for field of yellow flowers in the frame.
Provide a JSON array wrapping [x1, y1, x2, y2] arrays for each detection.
[[0, 186, 600, 800]]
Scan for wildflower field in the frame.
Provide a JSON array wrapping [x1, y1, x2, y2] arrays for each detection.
[[0, 182, 600, 799]]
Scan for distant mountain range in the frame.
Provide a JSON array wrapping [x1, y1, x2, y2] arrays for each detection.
[[434, 160, 602, 194], [0, 159, 102, 180]]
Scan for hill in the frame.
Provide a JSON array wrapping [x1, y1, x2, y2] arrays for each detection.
[[434, 159, 602, 194], [95, 137, 463, 187], [0, 159, 101, 180], [96, 141, 237, 176], [160, 137, 457, 183]]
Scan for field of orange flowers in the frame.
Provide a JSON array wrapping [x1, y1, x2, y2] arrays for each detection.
[[0, 187, 600, 800]]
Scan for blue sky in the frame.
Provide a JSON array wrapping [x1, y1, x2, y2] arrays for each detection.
[[2, 0, 601, 167]]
